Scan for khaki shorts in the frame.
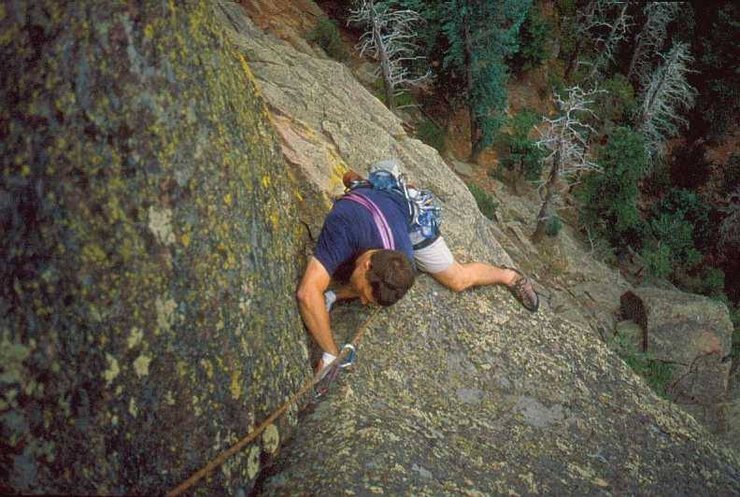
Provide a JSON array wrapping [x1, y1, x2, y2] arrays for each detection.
[[413, 236, 454, 274]]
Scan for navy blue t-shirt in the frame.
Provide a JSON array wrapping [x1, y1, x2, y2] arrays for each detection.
[[314, 188, 414, 280]]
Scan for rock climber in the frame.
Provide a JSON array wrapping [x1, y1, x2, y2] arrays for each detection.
[[296, 160, 539, 373]]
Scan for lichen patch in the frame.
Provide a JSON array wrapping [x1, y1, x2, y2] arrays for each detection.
[[246, 445, 261, 480], [155, 296, 177, 335], [230, 368, 242, 400], [148, 206, 176, 245], [133, 354, 152, 378], [200, 359, 214, 380], [262, 424, 279, 454], [102, 354, 121, 386], [126, 327, 144, 350], [0, 336, 30, 385]]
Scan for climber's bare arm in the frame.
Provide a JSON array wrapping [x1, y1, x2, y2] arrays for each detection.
[[296, 257, 339, 358]]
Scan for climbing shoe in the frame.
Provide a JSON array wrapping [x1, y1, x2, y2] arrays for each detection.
[[507, 269, 539, 312]]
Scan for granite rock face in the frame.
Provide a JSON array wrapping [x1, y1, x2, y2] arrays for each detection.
[[621, 288, 734, 432], [217, 2, 740, 495], [1, 2, 309, 494]]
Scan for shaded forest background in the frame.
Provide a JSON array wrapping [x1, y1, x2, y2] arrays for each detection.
[[310, 0, 739, 334]]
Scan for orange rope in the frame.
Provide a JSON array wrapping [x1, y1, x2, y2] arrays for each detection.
[[167, 308, 380, 497]]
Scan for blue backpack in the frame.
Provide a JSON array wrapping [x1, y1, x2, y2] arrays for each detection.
[[351, 168, 442, 250]]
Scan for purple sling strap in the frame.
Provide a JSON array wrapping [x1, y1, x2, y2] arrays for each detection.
[[343, 192, 396, 250]]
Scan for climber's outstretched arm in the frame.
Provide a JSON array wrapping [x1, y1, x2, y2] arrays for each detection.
[[296, 257, 339, 358]]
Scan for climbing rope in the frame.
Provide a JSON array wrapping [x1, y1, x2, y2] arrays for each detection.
[[167, 308, 380, 497]]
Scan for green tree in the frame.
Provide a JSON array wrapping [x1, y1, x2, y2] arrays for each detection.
[[428, 0, 531, 160], [652, 188, 711, 249], [508, 4, 552, 73], [592, 73, 636, 125], [498, 109, 544, 189], [646, 212, 702, 268], [579, 127, 649, 250], [641, 188, 710, 280]]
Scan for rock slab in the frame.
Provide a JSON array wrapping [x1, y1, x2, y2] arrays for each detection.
[[1, 2, 309, 494]]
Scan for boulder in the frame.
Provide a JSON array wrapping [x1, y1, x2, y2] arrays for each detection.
[[1, 2, 309, 494], [620, 288, 734, 431], [450, 158, 475, 178]]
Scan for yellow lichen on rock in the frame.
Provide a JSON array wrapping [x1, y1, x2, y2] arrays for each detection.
[[127, 328, 144, 350], [155, 296, 177, 335], [246, 445, 261, 480], [148, 206, 176, 246], [2, 1, 308, 493], [133, 354, 152, 378], [200, 359, 214, 380], [230, 368, 242, 400], [327, 148, 349, 190], [103, 354, 121, 386], [262, 424, 280, 454]]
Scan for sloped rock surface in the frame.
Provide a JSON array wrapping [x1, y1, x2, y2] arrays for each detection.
[[218, 2, 740, 495], [485, 180, 633, 339], [1, 2, 309, 494]]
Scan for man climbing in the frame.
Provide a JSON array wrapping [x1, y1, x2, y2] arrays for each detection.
[[296, 160, 539, 373]]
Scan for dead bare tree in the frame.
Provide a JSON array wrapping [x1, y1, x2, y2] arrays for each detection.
[[627, 2, 682, 86], [637, 41, 696, 161], [719, 188, 740, 254], [349, 0, 431, 112], [569, 0, 631, 82], [590, 1, 631, 81], [532, 87, 601, 243]]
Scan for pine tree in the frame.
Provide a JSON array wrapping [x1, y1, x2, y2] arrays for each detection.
[[579, 127, 649, 251], [432, 0, 531, 160]]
